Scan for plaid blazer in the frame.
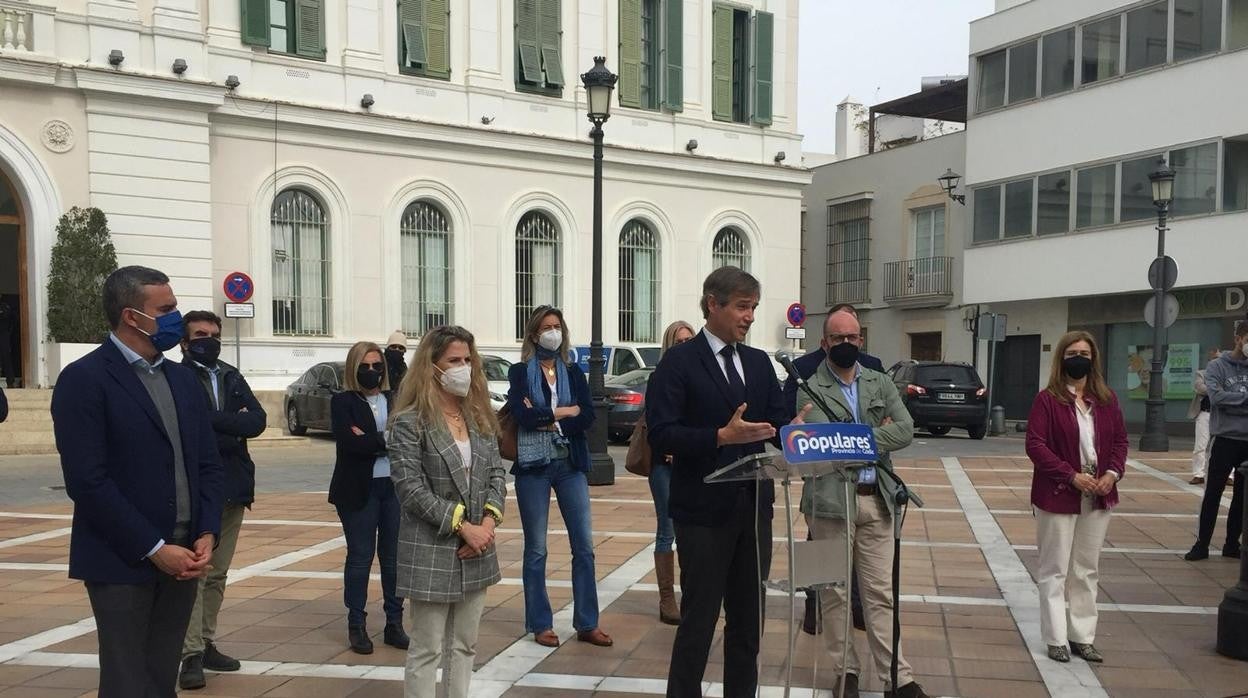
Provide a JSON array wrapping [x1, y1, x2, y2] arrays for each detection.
[[388, 412, 506, 603]]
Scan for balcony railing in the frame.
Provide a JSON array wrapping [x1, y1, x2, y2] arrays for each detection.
[[883, 256, 953, 308], [0, 1, 54, 54]]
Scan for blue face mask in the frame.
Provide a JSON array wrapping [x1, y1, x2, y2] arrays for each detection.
[[130, 308, 184, 352]]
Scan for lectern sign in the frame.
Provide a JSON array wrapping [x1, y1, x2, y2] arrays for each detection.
[[781, 423, 878, 464]]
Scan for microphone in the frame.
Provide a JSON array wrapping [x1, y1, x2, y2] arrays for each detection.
[[774, 349, 803, 385]]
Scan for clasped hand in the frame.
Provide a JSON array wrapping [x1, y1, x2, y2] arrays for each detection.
[[456, 517, 496, 560], [1072, 472, 1116, 496], [151, 533, 214, 580]]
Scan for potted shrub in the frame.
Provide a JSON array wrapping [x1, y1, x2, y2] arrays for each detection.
[[45, 207, 116, 384]]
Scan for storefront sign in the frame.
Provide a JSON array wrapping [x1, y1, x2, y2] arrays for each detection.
[[1070, 285, 1248, 325], [1126, 343, 1198, 400]]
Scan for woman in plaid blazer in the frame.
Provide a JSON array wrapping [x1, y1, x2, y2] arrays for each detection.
[[388, 326, 506, 698]]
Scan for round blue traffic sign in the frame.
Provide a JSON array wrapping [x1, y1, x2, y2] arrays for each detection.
[[786, 302, 806, 327], [224, 272, 254, 303]]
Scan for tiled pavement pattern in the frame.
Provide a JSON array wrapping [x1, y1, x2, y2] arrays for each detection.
[[1, 451, 1247, 697]]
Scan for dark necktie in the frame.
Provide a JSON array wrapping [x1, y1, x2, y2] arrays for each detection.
[[719, 344, 746, 406]]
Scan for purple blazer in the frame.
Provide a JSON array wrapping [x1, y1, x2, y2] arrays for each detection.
[[1025, 388, 1128, 514]]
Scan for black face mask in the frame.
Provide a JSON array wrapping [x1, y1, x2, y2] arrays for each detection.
[[828, 342, 860, 369], [384, 348, 406, 368], [187, 337, 221, 367], [1063, 355, 1093, 380], [356, 367, 383, 390]]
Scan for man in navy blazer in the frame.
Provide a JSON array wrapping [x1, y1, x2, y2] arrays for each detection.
[[51, 266, 223, 698], [782, 303, 882, 635], [646, 266, 790, 698]]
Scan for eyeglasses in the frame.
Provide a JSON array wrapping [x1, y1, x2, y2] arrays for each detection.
[[825, 333, 861, 344], [360, 362, 384, 372]]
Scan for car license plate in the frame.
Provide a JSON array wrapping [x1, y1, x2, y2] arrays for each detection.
[[937, 392, 964, 402]]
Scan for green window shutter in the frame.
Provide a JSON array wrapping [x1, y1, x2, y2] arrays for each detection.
[[618, 0, 642, 108], [538, 0, 564, 86], [424, 0, 450, 78], [294, 0, 325, 59], [751, 10, 773, 125], [399, 0, 426, 66], [516, 0, 542, 83], [711, 4, 733, 121], [663, 0, 683, 111], [240, 0, 270, 47]]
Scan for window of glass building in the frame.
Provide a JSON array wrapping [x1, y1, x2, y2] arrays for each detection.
[[1082, 16, 1121, 84], [1170, 142, 1218, 216], [1224, 136, 1248, 211], [1231, 0, 1248, 50], [1077, 163, 1117, 228], [1037, 171, 1072, 235], [1008, 40, 1037, 103], [973, 186, 1002, 242], [1120, 154, 1163, 223], [1174, 0, 1223, 61], [1004, 179, 1034, 238], [1041, 28, 1075, 96], [1126, 1, 1168, 73], [977, 50, 1006, 111]]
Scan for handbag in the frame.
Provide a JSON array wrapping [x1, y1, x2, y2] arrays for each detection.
[[497, 403, 518, 461], [624, 413, 652, 477]]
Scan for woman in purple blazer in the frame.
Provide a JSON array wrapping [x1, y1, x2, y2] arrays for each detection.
[[1025, 330, 1127, 665]]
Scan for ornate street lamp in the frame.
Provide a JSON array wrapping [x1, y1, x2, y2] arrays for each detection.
[[937, 168, 966, 205], [581, 56, 617, 484], [1139, 159, 1176, 452]]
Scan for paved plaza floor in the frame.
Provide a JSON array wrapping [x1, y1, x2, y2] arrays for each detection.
[[0, 438, 1246, 697]]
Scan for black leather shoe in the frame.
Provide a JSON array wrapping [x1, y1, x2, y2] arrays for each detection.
[[178, 654, 206, 690], [834, 673, 859, 698], [1223, 544, 1242, 559], [885, 681, 932, 698], [801, 592, 820, 635], [384, 623, 410, 650], [348, 625, 374, 654], [1185, 544, 1209, 561], [202, 642, 241, 672]]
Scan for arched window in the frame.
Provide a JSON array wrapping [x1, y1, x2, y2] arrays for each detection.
[[271, 188, 330, 336], [712, 226, 750, 271], [619, 219, 660, 343], [515, 211, 561, 338], [400, 201, 452, 335]]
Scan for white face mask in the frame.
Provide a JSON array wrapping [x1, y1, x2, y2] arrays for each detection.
[[538, 329, 563, 352], [437, 364, 472, 397]]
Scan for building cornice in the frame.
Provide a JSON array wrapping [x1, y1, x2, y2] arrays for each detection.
[[71, 66, 225, 107], [0, 53, 61, 86]]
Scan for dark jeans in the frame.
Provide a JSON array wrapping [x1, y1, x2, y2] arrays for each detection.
[[86, 574, 198, 698], [1196, 436, 1248, 550], [667, 489, 772, 698], [513, 457, 600, 632], [336, 476, 402, 627]]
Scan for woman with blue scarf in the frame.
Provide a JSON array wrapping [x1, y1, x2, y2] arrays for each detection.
[[506, 306, 612, 648]]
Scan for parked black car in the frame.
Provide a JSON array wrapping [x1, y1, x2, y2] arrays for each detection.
[[605, 368, 653, 443], [889, 361, 988, 439], [285, 361, 345, 435]]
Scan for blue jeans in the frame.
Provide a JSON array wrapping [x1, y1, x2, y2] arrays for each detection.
[[648, 462, 675, 553], [513, 458, 600, 633], [336, 476, 403, 627]]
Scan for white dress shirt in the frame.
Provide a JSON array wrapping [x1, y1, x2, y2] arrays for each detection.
[[702, 328, 746, 384]]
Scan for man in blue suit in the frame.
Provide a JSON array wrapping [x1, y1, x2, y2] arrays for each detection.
[[783, 303, 882, 636], [51, 265, 223, 698], [647, 266, 790, 698]]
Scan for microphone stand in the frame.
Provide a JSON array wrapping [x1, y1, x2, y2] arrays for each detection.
[[785, 360, 924, 696]]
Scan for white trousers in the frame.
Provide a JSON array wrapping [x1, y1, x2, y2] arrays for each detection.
[[1192, 411, 1211, 478], [1034, 497, 1111, 647], [404, 589, 487, 698]]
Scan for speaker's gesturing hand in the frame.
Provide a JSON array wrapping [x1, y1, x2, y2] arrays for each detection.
[[718, 403, 777, 446]]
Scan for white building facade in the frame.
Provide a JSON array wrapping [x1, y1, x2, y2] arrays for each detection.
[[0, 0, 807, 389], [963, 0, 1248, 427]]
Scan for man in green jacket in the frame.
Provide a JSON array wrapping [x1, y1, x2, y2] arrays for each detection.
[[797, 309, 928, 698]]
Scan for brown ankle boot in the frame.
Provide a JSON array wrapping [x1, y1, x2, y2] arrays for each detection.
[[654, 551, 680, 625]]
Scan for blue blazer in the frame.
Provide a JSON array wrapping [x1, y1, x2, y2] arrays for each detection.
[[506, 360, 594, 472], [328, 390, 390, 512], [782, 347, 884, 419], [51, 340, 224, 584], [645, 331, 787, 526]]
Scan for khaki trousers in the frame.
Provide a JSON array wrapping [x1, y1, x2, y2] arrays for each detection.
[[182, 503, 246, 658], [806, 494, 913, 690], [404, 589, 487, 698], [1034, 496, 1111, 647]]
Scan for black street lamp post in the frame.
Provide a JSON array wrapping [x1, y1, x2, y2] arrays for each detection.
[[582, 56, 617, 485], [1139, 159, 1176, 452]]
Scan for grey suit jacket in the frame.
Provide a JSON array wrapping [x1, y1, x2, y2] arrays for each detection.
[[389, 412, 506, 603]]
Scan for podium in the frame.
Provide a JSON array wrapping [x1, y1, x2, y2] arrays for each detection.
[[705, 425, 878, 698]]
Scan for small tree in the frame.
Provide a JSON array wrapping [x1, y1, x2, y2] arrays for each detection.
[[46, 207, 117, 343]]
